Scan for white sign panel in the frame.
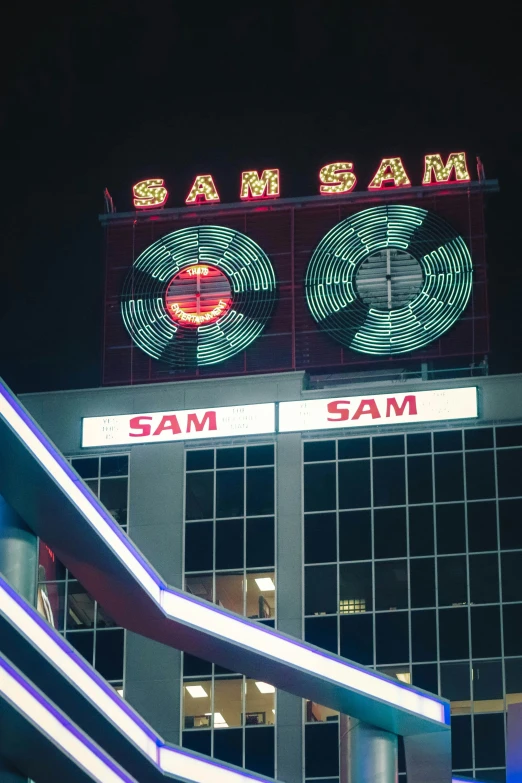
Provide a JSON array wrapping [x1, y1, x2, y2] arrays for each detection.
[[279, 387, 478, 433], [82, 403, 275, 448]]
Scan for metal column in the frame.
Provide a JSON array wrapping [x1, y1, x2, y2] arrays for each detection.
[[340, 715, 398, 783]]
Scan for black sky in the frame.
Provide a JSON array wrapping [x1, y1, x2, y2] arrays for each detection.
[[1, 4, 521, 393]]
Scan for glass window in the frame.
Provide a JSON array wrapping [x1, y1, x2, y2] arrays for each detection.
[[214, 677, 242, 728], [496, 425, 522, 447], [305, 723, 339, 778], [216, 470, 244, 518], [409, 506, 434, 556], [38, 540, 66, 582], [304, 463, 336, 511], [304, 616, 338, 654], [504, 604, 522, 655], [99, 478, 128, 526], [465, 450, 496, 500], [214, 728, 242, 767], [437, 556, 467, 607], [186, 449, 214, 471], [375, 612, 409, 664], [451, 715, 472, 769], [183, 679, 212, 729], [372, 434, 404, 457], [215, 573, 244, 614], [186, 472, 214, 520], [440, 661, 471, 712], [245, 678, 275, 725], [496, 448, 522, 497], [435, 453, 464, 502], [410, 559, 435, 608], [246, 467, 274, 515], [407, 432, 431, 454], [185, 522, 213, 572], [186, 574, 213, 603], [96, 602, 118, 629], [339, 563, 372, 612], [305, 565, 337, 615], [36, 582, 65, 631], [246, 517, 274, 568], [438, 607, 469, 660], [182, 730, 211, 755], [468, 501, 498, 552], [474, 713, 505, 768], [412, 663, 438, 694], [338, 437, 370, 459], [304, 440, 335, 462], [67, 630, 94, 665], [305, 513, 337, 564], [245, 725, 274, 778], [338, 460, 371, 509], [339, 510, 372, 561], [95, 629, 124, 681], [183, 653, 212, 677], [471, 606, 501, 658], [215, 520, 243, 570], [469, 554, 499, 604], [340, 613, 373, 665], [72, 457, 99, 479], [217, 448, 244, 469], [464, 428, 494, 450], [67, 581, 95, 630], [246, 572, 275, 620], [499, 499, 522, 549], [246, 444, 274, 467], [375, 560, 408, 610], [436, 503, 466, 554], [434, 430, 462, 452], [305, 700, 338, 723], [505, 658, 522, 702], [407, 456, 433, 504], [501, 551, 522, 602], [100, 455, 128, 477], [473, 660, 503, 711], [411, 610, 437, 662], [372, 458, 406, 507], [374, 508, 406, 559]]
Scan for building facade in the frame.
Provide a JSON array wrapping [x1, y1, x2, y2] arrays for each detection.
[[22, 369, 522, 783]]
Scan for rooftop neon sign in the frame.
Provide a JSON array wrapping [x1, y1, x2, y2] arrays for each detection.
[[131, 152, 472, 209]]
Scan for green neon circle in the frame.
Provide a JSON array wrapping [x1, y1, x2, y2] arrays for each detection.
[[121, 225, 276, 367], [305, 204, 473, 355]]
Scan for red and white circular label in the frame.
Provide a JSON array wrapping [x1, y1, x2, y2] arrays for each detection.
[[165, 264, 232, 327]]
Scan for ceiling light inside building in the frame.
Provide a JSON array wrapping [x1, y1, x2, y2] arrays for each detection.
[[255, 578, 275, 591], [186, 685, 208, 698], [213, 712, 228, 727], [255, 682, 275, 694]]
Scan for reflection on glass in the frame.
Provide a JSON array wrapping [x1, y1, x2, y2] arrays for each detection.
[[305, 700, 338, 723], [214, 677, 242, 728], [215, 573, 243, 614], [246, 572, 275, 619], [183, 680, 211, 729], [186, 574, 214, 604], [38, 542, 66, 581], [100, 478, 128, 526], [67, 581, 95, 629], [377, 665, 411, 685], [245, 679, 275, 725], [37, 581, 65, 630], [440, 662, 471, 715]]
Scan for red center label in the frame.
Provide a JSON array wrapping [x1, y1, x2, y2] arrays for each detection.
[[165, 264, 232, 327]]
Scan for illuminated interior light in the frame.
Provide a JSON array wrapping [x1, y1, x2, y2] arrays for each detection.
[[255, 682, 276, 694], [305, 204, 473, 355], [368, 157, 411, 189], [132, 179, 168, 209], [255, 578, 275, 591], [396, 673, 411, 685], [121, 225, 276, 367], [186, 685, 208, 698], [185, 175, 220, 204], [422, 152, 471, 185], [319, 162, 357, 195], [213, 712, 228, 727], [0, 658, 134, 783], [240, 169, 280, 200]]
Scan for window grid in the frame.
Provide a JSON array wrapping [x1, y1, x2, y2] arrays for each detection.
[[303, 425, 522, 782]]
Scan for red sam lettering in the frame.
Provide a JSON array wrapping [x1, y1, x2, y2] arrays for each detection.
[[327, 400, 350, 422], [186, 411, 217, 432], [352, 399, 381, 420], [386, 395, 417, 418], [154, 416, 182, 436], [129, 416, 152, 437]]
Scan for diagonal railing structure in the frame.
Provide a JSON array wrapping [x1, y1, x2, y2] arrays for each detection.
[[0, 376, 466, 783]]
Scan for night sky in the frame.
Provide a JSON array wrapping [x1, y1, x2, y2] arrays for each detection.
[[1, 5, 520, 393]]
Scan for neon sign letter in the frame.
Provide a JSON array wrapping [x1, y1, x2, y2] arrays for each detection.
[[132, 179, 169, 209], [422, 152, 470, 185], [240, 169, 280, 200], [368, 157, 411, 189], [185, 175, 220, 204], [319, 162, 357, 195]]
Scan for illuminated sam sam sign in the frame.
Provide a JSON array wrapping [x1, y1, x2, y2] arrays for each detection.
[[82, 387, 477, 447], [132, 152, 471, 209]]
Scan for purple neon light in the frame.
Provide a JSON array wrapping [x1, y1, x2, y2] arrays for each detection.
[[0, 654, 136, 783], [0, 378, 449, 729]]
